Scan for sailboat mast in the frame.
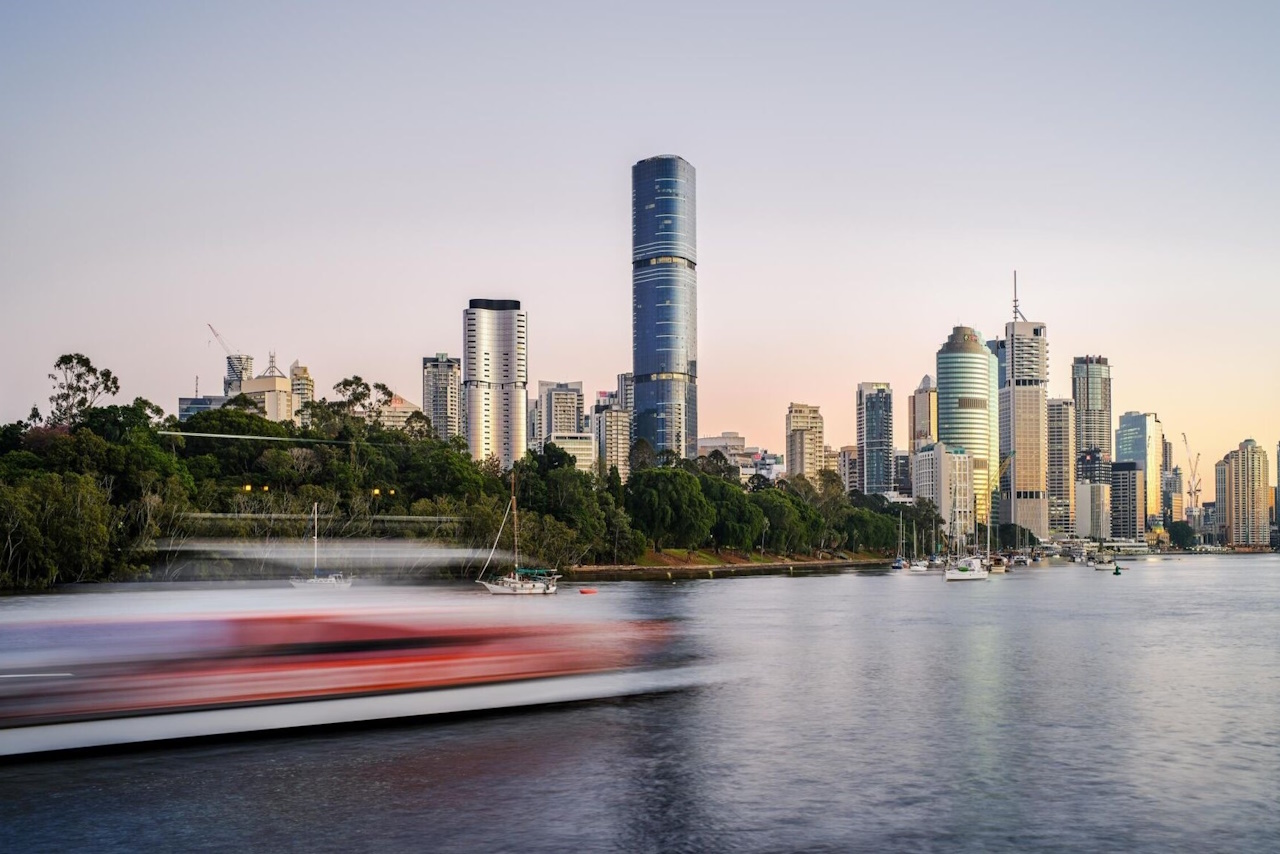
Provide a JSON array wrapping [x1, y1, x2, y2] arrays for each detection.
[[312, 502, 318, 575], [511, 473, 519, 568]]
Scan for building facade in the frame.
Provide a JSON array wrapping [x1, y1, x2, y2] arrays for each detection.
[[1110, 461, 1145, 541], [422, 353, 463, 441], [1047, 397, 1076, 535], [990, 319, 1049, 540], [545, 432, 596, 475], [1071, 356, 1112, 466], [463, 298, 528, 469], [223, 354, 253, 397], [538, 381, 585, 436], [593, 404, 632, 481], [909, 375, 938, 452], [1222, 439, 1270, 547], [1076, 481, 1112, 541], [632, 155, 697, 458], [785, 403, 825, 482], [290, 361, 315, 426], [837, 446, 858, 494], [911, 442, 975, 541], [1115, 411, 1163, 530], [857, 383, 894, 495], [936, 327, 998, 526], [240, 355, 296, 425]]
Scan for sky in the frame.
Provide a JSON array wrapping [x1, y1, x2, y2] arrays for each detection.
[[3, 2, 1279, 502]]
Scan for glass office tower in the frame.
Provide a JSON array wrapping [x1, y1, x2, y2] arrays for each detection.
[[632, 155, 697, 458]]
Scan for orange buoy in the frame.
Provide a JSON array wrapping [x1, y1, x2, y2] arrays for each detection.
[[579, 588, 598, 595]]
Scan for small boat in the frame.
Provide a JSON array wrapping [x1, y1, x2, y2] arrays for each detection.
[[945, 556, 989, 582], [476, 483, 560, 595], [1012, 554, 1030, 567], [579, 588, 599, 595], [290, 503, 353, 589], [908, 560, 929, 573], [891, 557, 908, 571], [1091, 552, 1117, 571]]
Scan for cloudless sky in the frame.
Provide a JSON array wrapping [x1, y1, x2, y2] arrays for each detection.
[[3, 2, 1278, 500]]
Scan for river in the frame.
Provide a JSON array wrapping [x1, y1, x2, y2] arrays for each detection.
[[4, 554, 1280, 852]]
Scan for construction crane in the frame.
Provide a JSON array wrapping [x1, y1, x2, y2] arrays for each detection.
[[1182, 433, 1202, 511], [207, 324, 252, 389], [207, 323, 239, 359]]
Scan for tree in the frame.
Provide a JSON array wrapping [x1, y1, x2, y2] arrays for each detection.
[[1168, 521, 1196, 550], [628, 439, 656, 474], [699, 474, 766, 552], [47, 354, 120, 426], [624, 468, 714, 550]]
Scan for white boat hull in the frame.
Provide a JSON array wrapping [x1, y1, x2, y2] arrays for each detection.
[[289, 577, 353, 589], [945, 557, 989, 581], [478, 580, 558, 595]]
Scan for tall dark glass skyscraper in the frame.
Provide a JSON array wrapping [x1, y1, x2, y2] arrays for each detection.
[[632, 155, 697, 457]]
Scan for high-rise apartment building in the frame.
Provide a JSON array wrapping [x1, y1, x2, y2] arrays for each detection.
[[593, 403, 632, 481], [785, 403, 825, 482], [632, 155, 697, 457], [421, 353, 463, 441], [1047, 398, 1076, 534], [857, 383, 894, 495], [290, 360, 314, 426], [1111, 462, 1145, 541], [837, 446, 858, 494], [936, 327, 998, 526], [911, 442, 974, 540], [908, 376, 938, 453], [1222, 439, 1270, 547], [1116, 411, 1163, 529], [463, 298, 527, 469], [616, 372, 634, 413], [1071, 356, 1112, 468], [538, 381, 585, 436]]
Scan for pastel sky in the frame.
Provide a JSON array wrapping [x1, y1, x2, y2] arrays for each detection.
[[3, 2, 1278, 501]]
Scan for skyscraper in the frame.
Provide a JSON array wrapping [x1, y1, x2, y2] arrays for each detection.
[[422, 353, 462, 441], [936, 327, 998, 526], [857, 383, 894, 495], [1111, 462, 1145, 541], [463, 299, 527, 469], [1223, 439, 1270, 547], [908, 375, 938, 453], [1071, 356, 1112, 467], [991, 310, 1049, 540], [632, 155, 697, 458], [1115, 411, 1163, 530], [1047, 398, 1076, 535], [785, 403, 824, 482]]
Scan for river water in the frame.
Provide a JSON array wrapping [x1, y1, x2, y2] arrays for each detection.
[[5, 555, 1280, 852]]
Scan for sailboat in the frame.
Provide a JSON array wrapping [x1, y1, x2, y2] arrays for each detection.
[[290, 502, 353, 589], [908, 520, 929, 572], [945, 473, 988, 581], [476, 482, 561, 595], [892, 512, 907, 570]]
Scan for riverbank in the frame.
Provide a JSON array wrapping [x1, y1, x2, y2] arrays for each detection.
[[564, 554, 889, 581]]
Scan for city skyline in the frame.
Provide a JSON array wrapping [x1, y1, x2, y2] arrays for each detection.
[[3, 4, 1279, 502]]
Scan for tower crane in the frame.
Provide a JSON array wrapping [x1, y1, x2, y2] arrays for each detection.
[[1182, 433, 1202, 511], [207, 324, 251, 387]]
